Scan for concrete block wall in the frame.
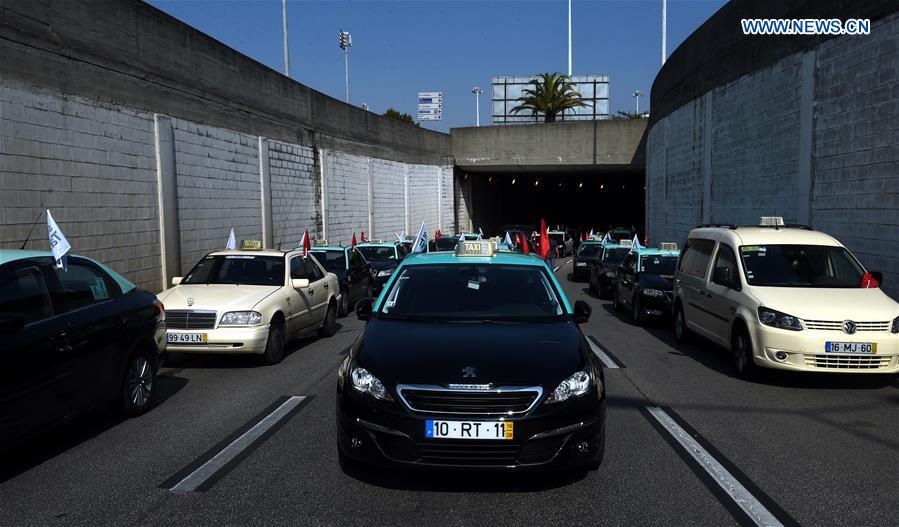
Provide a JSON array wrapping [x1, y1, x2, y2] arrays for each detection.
[[371, 159, 408, 240], [408, 164, 443, 237], [323, 150, 371, 246], [268, 140, 317, 250], [0, 83, 163, 289]]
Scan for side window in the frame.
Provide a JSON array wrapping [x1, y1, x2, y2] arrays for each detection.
[[290, 257, 307, 279], [623, 254, 637, 273], [680, 238, 715, 278], [397, 245, 407, 258], [349, 250, 360, 268], [304, 258, 325, 281], [48, 261, 115, 314], [678, 241, 693, 273], [0, 266, 53, 324], [713, 245, 739, 288]]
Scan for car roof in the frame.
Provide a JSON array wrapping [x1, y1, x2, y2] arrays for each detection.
[[207, 249, 292, 257], [0, 249, 136, 293], [636, 248, 679, 257], [687, 226, 842, 247], [401, 251, 549, 267], [309, 246, 348, 252], [579, 240, 603, 245], [357, 242, 397, 247]]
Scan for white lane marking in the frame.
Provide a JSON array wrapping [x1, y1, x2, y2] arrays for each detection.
[[566, 259, 573, 264], [553, 266, 561, 272], [646, 407, 784, 527], [587, 339, 619, 369], [170, 396, 306, 492]]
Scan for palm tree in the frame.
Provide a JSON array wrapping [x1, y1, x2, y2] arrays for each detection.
[[509, 73, 587, 123]]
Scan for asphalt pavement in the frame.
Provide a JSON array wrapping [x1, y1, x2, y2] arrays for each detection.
[[1, 259, 896, 526]]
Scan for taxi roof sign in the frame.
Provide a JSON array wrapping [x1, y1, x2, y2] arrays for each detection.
[[759, 216, 785, 226], [618, 239, 633, 248], [659, 242, 678, 251], [455, 239, 495, 257], [239, 240, 263, 250]]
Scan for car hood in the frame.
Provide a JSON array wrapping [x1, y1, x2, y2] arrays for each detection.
[[356, 319, 585, 387], [156, 284, 281, 311], [638, 273, 674, 292], [749, 287, 899, 321]]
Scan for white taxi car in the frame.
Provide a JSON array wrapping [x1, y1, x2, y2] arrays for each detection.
[[673, 218, 899, 378], [156, 241, 341, 364]]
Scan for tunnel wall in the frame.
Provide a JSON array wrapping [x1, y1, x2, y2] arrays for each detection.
[[647, 0, 899, 299], [0, 0, 456, 292]]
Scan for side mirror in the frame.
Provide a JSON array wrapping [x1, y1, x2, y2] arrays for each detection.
[[291, 278, 310, 289], [171, 276, 182, 286], [0, 313, 26, 335], [573, 300, 592, 323], [870, 271, 884, 285], [713, 267, 736, 288], [355, 297, 374, 321]]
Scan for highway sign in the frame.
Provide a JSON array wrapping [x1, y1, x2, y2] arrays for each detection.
[[417, 103, 443, 110], [418, 92, 442, 99], [417, 90, 443, 121]]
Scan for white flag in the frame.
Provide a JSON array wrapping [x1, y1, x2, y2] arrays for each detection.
[[226, 228, 237, 250], [503, 232, 512, 246], [46, 210, 71, 270], [601, 232, 612, 244], [477, 228, 484, 240], [412, 222, 428, 253], [395, 231, 404, 243], [631, 234, 642, 250], [589, 229, 594, 238]]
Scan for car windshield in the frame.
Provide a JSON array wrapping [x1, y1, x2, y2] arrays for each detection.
[[577, 244, 602, 257], [739, 245, 865, 287], [379, 264, 564, 322], [309, 250, 345, 272], [640, 255, 678, 275], [181, 255, 284, 286], [433, 237, 458, 251], [358, 246, 396, 262], [602, 248, 630, 265], [548, 233, 565, 243]]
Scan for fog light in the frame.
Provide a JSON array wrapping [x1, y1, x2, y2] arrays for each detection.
[[774, 351, 788, 362], [575, 441, 590, 455], [351, 437, 362, 449]]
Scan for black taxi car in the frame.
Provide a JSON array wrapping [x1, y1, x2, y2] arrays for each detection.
[[308, 244, 373, 317], [612, 244, 679, 325], [337, 240, 606, 471]]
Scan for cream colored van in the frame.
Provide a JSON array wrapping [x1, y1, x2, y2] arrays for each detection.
[[672, 218, 899, 378]]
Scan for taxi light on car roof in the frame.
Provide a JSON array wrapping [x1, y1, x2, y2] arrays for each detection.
[[455, 240, 495, 257], [618, 240, 633, 248], [239, 240, 263, 250], [759, 216, 785, 226], [659, 242, 678, 251], [314, 239, 329, 246]]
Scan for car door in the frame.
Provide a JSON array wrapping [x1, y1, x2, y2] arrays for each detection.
[[303, 257, 329, 324], [43, 257, 127, 411], [705, 243, 742, 346], [286, 255, 312, 335], [348, 249, 368, 301], [618, 253, 638, 308], [678, 239, 717, 339], [0, 261, 71, 450]]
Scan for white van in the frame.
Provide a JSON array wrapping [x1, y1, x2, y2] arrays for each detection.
[[672, 218, 898, 378]]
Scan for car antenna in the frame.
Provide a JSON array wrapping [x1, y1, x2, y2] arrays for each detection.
[[19, 205, 44, 249]]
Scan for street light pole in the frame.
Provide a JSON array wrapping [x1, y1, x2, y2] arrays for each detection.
[[471, 87, 482, 127], [661, 0, 667, 65], [339, 30, 352, 103], [281, 0, 290, 77], [567, 0, 572, 76], [632, 90, 643, 115]]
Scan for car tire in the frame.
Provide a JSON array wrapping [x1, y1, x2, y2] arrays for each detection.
[[631, 296, 645, 326], [732, 325, 760, 380], [318, 300, 338, 338], [612, 288, 622, 312], [120, 348, 156, 417], [338, 287, 349, 318], [673, 304, 693, 344], [261, 321, 286, 365], [585, 429, 605, 471]]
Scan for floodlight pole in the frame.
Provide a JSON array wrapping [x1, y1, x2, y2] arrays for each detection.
[[471, 87, 482, 127], [662, 0, 667, 65], [339, 30, 352, 103], [567, 0, 572, 76], [281, 0, 290, 77]]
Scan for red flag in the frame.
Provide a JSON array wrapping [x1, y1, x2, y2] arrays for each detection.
[[539, 219, 550, 260], [351, 232, 357, 247], [521, 235, 530, 255], [861, 272, 880, 288], [515, 233, 521, 245], [435, 229, 441, 241], [360, 230, 368, 242], [302, 228, 311, 256]]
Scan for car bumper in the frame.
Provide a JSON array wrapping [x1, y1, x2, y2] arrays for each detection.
[[164, 325, 271, 354], [638, 294, 673, 318], [337, 388, 606, 471], [747, 321, 899, 374], [572, 263, 591, 279]]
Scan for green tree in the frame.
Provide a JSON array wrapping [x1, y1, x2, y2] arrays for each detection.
[[510, 73, 587, 123], [383, 108, 417, 125]]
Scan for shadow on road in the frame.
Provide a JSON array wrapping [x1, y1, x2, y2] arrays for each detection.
[[340, 463, 589, 492]]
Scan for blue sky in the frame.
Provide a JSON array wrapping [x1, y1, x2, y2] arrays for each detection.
[[145, 0, 726, 132]]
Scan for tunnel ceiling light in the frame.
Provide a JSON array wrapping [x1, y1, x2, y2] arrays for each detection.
[[578, 182, 583, 188], [600, 184, 604, 190], [534, 180, 540, 186], [511, 178, 516, 184], [488, 176, 493, 184]]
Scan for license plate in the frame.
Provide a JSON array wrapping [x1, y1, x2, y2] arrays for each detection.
[[576, 262, 587, 267], [166, 332, 207, 344], [825, 341, 876, 354], [425, 420, 513, 440]]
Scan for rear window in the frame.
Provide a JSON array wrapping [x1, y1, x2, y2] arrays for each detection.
[[678, 239, 715, 278], [309, 250, 345, 272]]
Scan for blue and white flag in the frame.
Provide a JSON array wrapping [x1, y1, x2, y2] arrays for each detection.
[[411, 222, 428, 253], [601, 232, 612, 245], [226, 228, 237, 250], [46, 209, 71, 271], [395, 231, 405, 243], [503, 231, 512, 246], [477, 228, 484, 240], [589, 228, 594, 239], [631, 234, 643, 251]]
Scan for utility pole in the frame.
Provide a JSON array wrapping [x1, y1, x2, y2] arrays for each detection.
[[632, 90, 644, 114], [661, 0, 667, 65], [471, 87, 482, 127], [281, 0, 290, 77], [339, 30, 352, 103], [567, 0, 572, 76]]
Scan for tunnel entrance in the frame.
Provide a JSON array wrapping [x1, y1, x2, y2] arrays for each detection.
[[462, 169, 644, 238]]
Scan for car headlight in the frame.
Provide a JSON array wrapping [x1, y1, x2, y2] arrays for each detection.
[[377, 269, 393, 278], [545, 369, 593, 404], [642, 288, 665, 298], [220, 311, 263, 325], [891, 316, 899, 334], [351, 367, 392, 401], [758, 307, 802, 331]]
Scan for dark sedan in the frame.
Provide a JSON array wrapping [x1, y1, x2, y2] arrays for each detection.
[[337, 244, 605, 471], [0, 250, 166, 452], [309, 245, 373, 317], [356, 242, 406, 293], [612, 249, 678, 325], [588, 245, 631, 299], [571, 241, 602, 280]]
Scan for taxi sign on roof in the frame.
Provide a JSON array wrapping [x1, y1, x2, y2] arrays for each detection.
[[659, 242, 678, 251], [240, 240, 263, 250], [455, 240, 495, 257], [618, 239, 633, 248]]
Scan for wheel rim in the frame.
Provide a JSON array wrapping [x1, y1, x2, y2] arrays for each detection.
[[128, 356, 153, 408]]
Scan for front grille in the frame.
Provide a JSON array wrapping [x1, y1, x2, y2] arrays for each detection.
[[803, 320, 890, 332], [518, 436, 565, 464], [165, 310, 217, 329], [417, 440, 519, 466], [803, 354, 892, 370], [398, 386, 541, 415], [370, 432, 419, 462]]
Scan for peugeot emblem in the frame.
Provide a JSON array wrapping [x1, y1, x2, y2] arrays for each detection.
[[842, 320, 856, 334], [187, 297, 194, 307], [461, 366, 477, 378]]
